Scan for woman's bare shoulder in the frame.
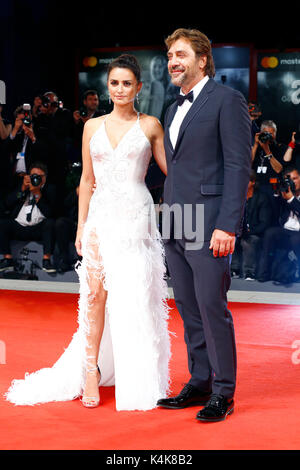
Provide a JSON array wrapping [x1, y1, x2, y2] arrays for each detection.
[[139, 113, 163, 134], [84, 115, 107, 134]]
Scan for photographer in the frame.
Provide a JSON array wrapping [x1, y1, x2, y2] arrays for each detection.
[[283, 130, 300, 173], [9, 104, 47, 187], [252, 120, 287, 221], [235, 171, 273, 280], [0, 162, 57, 273], [257, 167, 300, 282], [34, 91, 73, 199], [73, 90, 102, 124], [252, 120, 286, 181], [248, 101, 262, 145], [72, 90, 103, 163]]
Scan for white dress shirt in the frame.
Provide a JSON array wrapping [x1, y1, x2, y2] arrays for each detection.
[[15, 194, 45, 227], [169, 75, 210, 149], [284, 195, 300, 231]]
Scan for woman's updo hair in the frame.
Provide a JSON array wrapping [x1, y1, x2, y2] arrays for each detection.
[[107, 54, 141, 83]]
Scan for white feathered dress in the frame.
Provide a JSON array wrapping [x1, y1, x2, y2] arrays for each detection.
[[5, 114, 171, 411]]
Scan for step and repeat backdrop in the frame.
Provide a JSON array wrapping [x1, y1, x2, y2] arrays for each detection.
[[257, 51, 300, 142], [77, 46, 251, 124], [77, 47, 300, 142]]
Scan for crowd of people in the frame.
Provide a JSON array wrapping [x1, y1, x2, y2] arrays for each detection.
[[232, 103, 300, 283], [0, 91, 300, 283], [0, 90, 102, 274]]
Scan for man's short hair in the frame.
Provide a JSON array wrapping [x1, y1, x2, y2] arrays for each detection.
[[261, 120, 277, 132], [29, 161, 48, 176], [164, 28, 215, 78], [283, 166, 299, 177], [83, 90, 99, 100], [13, 105, 25, 118]]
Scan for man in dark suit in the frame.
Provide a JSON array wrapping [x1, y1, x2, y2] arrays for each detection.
[[236, 171, 273, 280], [157, 29, 252, 422], [257, 167, 300, 282], [0, 162, 57, 273]]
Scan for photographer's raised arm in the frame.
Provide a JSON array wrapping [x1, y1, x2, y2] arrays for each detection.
[[251, 133, 260, 162], [283, 132, 296, 163], [269, 154, 283, 173]]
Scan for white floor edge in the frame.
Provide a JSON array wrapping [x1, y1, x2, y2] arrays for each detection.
[[1, 279, 300, 305]]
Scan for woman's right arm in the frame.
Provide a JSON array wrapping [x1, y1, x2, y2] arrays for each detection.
[[75, 119, 96, 256]]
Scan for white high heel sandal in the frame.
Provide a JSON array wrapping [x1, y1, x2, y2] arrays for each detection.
[[81, 365, 101, 408]]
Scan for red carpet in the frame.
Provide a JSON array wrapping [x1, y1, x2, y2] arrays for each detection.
[[0, 289, 299, 450]]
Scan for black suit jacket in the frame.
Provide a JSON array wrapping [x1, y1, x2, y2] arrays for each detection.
[[279, 195, 300, 227], [242, 191, 273, 237], [163, 78, 252, 243], [10, 132, 48, 176], [5, 180, 57, 220]]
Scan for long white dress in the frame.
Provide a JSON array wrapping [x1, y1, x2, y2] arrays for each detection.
[[5, 114, 171, 411]]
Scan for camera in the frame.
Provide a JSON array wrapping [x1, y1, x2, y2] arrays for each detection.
[[30, 173, 42, 187], [22, 103, 32, 126], [279, 174, 296, 193], [258, 131, 273, 144], [79, 107, 88, 118], [41, 95, 63, 109], [271, 174, 296, 194]]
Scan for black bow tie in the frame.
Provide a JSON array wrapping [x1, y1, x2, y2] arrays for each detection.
[[176, 90, 194, 106]]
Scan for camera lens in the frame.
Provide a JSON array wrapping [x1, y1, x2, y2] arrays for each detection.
[[259, 132, 273, 144], [30, 174, 42, 187]]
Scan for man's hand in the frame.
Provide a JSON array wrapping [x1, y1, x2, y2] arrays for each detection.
[[12, 114, 24, 135], [254, 132, 271, 155], [281, 189, 294, 200], [21, 174, 31, 192], [23, 124, 36, 142], [209, 229, 235, 257], [73, 110, 81, 124]]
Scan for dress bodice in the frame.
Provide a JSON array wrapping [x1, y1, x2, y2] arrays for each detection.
[[87, 113, 155, 235], [89, 113, 152, 195]]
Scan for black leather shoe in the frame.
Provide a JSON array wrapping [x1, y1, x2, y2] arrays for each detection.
[[196, 393, 234, 422], [157, 383, 211, 409]]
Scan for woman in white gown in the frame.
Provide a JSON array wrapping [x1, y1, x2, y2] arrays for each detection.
[[5, 54, 171, 411]]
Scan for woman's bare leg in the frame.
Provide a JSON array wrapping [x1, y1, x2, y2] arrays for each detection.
[[82, 230, 107, 405]]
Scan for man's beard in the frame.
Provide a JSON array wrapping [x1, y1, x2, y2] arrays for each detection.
[[170, 70, 187, 87]]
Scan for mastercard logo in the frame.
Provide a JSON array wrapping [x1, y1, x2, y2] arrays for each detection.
[[82, 56, 98, 67], [261, 56, 279, 68]]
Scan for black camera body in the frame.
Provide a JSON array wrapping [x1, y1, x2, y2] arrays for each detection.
[[279, 174, 296, 194], [30, 173, 42, 187], [41, 95, 63, 109], [258, 131, 273, 144], [22, 103, 32, 126], [79, 107, 88, 118]]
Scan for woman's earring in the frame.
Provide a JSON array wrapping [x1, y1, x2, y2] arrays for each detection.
[[136, 93, 139, 104], [108, 95, 111, 104]]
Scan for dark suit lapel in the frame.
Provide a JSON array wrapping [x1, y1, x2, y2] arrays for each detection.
[[174, 78, 216, 155], [164, 101, 178, 154]]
